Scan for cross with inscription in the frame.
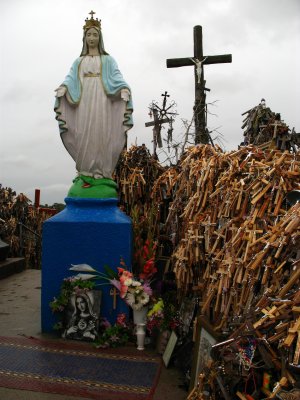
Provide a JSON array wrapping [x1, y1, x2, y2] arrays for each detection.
[[167, 26, 232, 144]]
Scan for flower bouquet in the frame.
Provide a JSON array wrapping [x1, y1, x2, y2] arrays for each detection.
[[116, 267, 152, 310], [68, 260, 153, 311], [146, 296, 180, 353], [146, 297, 180, 336], [95, 313, 133, 348]]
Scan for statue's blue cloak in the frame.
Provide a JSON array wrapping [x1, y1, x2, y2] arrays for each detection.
[[55, 55, 133, 135]]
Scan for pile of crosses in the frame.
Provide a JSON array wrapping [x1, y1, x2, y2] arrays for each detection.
[[114, 145, 166, 276], [114, 144, 165, 214], [188, 261, 300, 399], [241, 99, 299, 152], [150, 144, 300, 398], [0, 184, 47, 268], [112, 113, 300, 398], [153, 145, 299, 289]]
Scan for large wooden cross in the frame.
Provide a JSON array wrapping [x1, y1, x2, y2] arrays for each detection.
[[167, 26, 232, 144]]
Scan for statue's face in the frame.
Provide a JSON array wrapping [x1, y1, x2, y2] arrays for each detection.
[[86, 28, 99, 50]]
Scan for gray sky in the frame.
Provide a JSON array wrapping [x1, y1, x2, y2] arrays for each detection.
[[1, 0, 299, 205]]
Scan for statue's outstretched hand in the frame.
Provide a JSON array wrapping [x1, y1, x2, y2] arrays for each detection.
[[55, 86, 67, 98], [121, 88, 130, 102]]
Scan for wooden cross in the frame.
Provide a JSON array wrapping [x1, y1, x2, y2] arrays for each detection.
[[166, 26, 232, 144], [145, 90, 177, 155], [110, 287, 117, 310], [145, 109, 169, 156]]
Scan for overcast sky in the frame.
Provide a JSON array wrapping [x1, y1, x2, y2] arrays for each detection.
[[1, 0, 299, 205]]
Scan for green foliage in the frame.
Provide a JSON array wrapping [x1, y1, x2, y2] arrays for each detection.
[[51, 203, 65, 212], [49, 277, 95, 314], [103, 264, 118, 279], [95, 324, 132, 348]]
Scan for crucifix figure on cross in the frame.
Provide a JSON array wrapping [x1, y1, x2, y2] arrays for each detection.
[[190, 57, 207, 84], [167, 25, 232, 145]]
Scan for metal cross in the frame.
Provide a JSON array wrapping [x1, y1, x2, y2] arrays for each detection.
[[89, 10, 96, 19]]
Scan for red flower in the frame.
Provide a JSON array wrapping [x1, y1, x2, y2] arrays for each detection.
[[143, 244, 149, 258], [116, 313, 127, 327], [139, 258, 157, 280], [117, 267, 125, 275]]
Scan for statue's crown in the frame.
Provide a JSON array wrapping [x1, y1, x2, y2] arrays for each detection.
[[83, 11, 101, 31]]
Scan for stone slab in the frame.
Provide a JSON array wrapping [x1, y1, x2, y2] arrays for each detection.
[[0, 258, 25, 280]]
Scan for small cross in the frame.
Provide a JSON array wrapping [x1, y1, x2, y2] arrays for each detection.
[[110, 287, 117, 310], [161, 91, 170, 108], [89, 10, 96, 19]]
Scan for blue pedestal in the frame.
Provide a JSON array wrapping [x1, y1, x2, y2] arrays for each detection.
[[41, 197, 132, 333]]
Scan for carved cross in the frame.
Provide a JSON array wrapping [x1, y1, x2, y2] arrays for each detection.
[[167, 25, 232, 144]]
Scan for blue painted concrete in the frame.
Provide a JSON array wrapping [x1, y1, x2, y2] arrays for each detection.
[[41, 197, 132, 333]]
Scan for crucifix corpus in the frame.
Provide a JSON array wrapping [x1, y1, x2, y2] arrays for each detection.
[[167, 25, 232, 144]]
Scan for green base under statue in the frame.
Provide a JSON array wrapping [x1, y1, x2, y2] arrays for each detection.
[[68, 175, 118, 199]]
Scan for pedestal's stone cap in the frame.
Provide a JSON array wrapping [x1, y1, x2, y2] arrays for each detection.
[[45, 197, 131, 225]]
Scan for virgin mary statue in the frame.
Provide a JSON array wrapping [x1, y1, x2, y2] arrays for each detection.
[[54, 12, 133, 198]]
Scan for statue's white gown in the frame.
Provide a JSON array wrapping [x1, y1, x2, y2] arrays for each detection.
[[58, 56, 127, 179]]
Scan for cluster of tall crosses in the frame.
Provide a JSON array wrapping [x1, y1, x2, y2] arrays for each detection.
[[146, 26, 232, 148]]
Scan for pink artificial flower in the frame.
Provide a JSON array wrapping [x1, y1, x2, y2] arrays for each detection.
[[110, 278, 121, 291], [119, 283, 128, 298], [100, 317, 111, 329], [142, 281, 153, 297], [118, 268, 133, 285]]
